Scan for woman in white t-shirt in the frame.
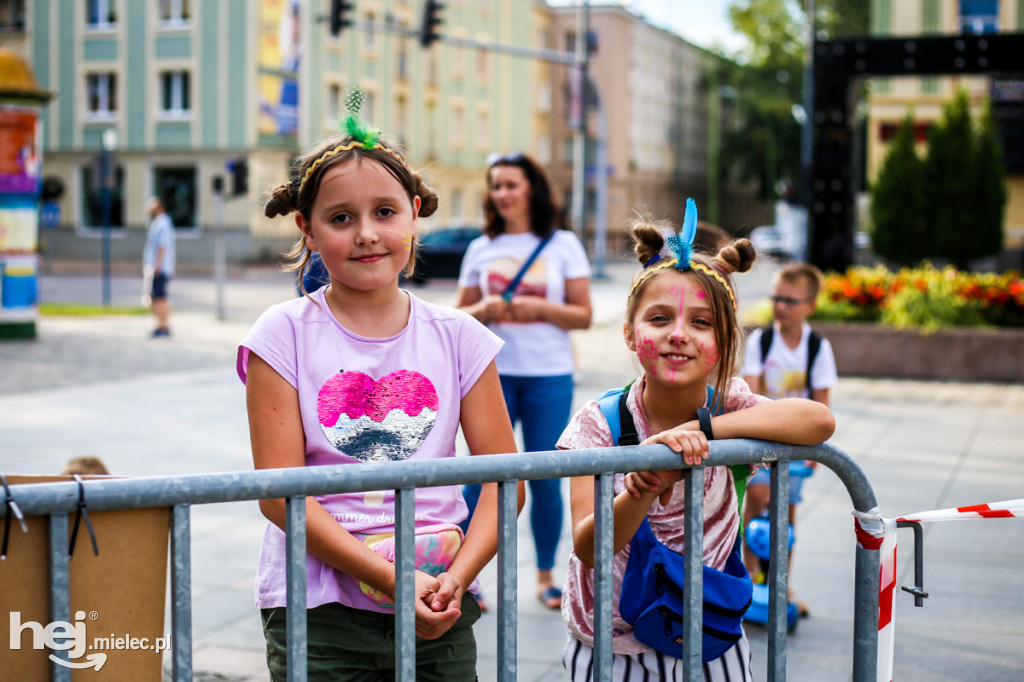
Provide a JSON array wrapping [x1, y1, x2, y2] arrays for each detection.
[[456, 152, 593, 610]]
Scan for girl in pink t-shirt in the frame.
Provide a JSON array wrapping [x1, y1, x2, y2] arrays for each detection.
[[242, 93, 521, 681], [558, 202, 835, 681]]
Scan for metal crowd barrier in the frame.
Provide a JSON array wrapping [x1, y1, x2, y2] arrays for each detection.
[[2, 439, 879, 682]]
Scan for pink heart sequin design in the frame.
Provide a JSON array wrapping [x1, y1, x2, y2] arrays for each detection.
[[317, 370, 439, 462]]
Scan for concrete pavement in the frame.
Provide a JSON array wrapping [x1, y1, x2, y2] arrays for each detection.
[[2, 260, 1023, 681]]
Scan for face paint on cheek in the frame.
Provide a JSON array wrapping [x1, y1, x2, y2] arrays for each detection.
[[392, 230, 414, 251], [636, 336, 659, 376], [699, 341, 719, 373]]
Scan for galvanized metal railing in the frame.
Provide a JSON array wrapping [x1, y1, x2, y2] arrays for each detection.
[[2, 440, 879, 682]]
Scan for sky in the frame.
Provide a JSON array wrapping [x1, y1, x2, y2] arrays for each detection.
[[546, 1, 749, 54]]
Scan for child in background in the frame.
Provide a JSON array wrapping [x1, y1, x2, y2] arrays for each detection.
[[238, 92, 521, 681], [741, 262, 838, 614], [557, 204, 835, 681], [61, 456, 110, 476]]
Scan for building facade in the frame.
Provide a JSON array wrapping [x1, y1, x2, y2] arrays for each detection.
[[12, 0, 546, 265], [12, 0, 740, 266], [867, 0, 1024, 255], [549, 5, 707, 251]]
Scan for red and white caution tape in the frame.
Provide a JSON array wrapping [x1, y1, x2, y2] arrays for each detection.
[[853, 508, 896, 682], [852, 499, 1024, 682], [896, 498, 1024, 522]]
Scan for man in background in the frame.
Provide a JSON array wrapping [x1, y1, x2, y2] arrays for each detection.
[[142, 196, 176, 338]]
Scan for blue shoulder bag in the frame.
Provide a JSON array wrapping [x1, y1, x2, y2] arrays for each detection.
[[596, 386, 753, 662]]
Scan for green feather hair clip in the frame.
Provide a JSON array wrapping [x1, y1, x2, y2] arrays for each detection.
[[343, 89, 381, 149]]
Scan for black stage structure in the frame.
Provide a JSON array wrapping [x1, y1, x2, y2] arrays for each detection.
[[808, 32, 1024, 271]]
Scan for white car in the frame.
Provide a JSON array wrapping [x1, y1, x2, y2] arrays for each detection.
[[748, 225, 793, 260]]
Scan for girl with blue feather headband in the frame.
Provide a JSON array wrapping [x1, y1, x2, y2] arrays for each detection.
[[556, 200, 835, 681]]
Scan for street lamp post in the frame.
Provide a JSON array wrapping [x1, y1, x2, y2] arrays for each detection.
[[100, 128, 117, 307]]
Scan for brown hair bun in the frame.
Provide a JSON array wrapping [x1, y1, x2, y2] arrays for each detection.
[[631, 222, 667, 265], [714, 237, 756, 275], [412, 171, 439, 218], [265, 183, 296, 218]]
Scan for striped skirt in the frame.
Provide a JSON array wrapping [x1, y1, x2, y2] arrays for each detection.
[[562, 633, 753, 682]]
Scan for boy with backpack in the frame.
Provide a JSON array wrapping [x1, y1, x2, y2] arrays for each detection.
[[741, 262, 838, 617]]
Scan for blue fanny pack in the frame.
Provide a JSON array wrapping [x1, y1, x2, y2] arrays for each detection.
[[596, 386, 753, 662], [619, 517, 752, 662]]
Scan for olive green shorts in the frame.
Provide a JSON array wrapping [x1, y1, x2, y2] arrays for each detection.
[[261, 591, 482, 682]]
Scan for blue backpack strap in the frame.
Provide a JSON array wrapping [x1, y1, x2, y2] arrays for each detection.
[[603, 385, 718, 447], [597, 388, 640, 447], [596, 388, 623, 446]]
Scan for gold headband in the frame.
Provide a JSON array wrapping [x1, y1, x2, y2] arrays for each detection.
[[629, 258, 738, 313], [297, 140, 409, 195]]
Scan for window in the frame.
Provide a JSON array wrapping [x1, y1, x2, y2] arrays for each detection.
[[86, 0, 116, 28], [153, 166, 196, 229], [476, 109, 490, 147], [537, 136, 551, 165], [398, 47, 409, 80], [362, 91, 376, 126], [160, 71, 191, 117], [565, 30, 597, 55], [427, 54, 438, 87], [537, 83, 552, 113], [364, 11, 377, 52], [451, 106, 465, 146], [80, 163, 125, 229], [476, 49, 488, 82], [959, 0, 999, 34], [0, 0, 26, 32], [425, 101, 437, 158], [85, 73, 118, 118], [395, 96, 408, 147], [327, 83, 341, 124], [159, 0, 190, 26]]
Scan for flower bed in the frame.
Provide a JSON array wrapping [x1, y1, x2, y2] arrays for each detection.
[[743, 264, 1024, 383], [816, 264, 1024, 331]]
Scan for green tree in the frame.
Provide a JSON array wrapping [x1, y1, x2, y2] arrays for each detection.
[[870, 114, 927, 265], [720, 0, 870, 199], [923, 92, 980, 267], [971, 105, 1007, 260]]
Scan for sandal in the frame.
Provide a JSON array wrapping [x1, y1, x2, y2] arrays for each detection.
[[538, 585, 562, 610], [787, 588, 810, 618]]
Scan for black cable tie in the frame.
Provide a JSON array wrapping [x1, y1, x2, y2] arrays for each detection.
[[68, 475, 99, 558], [2, 474, 29, 561]]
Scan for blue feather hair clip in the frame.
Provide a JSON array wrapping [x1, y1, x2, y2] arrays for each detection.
[[665, 198, 698, 270]]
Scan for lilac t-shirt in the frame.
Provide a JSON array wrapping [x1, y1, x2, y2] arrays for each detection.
[[555, 377, 769, 654], [237, 288, 502, 612]]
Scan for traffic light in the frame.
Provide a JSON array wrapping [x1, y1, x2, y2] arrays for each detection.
[[41, 176, 65, 201], [419, 0, 443, 48], [226, 157, 248, 197], [330, 0, 354, 37]]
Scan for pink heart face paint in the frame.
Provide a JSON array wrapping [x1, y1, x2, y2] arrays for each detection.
[[629, 271, 718, 387]]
